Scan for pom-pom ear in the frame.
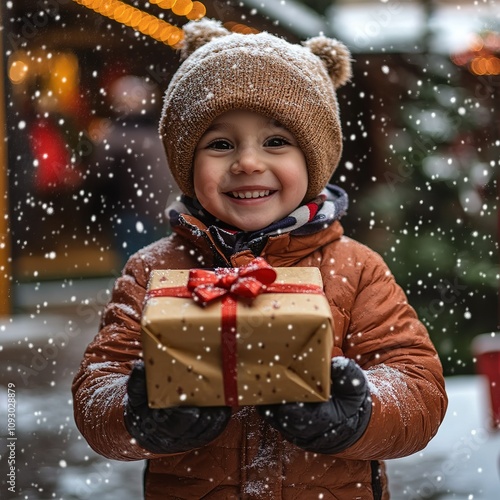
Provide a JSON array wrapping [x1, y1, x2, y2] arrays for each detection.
[[303, 36, 352, 89], [179, 19, 231, 60]]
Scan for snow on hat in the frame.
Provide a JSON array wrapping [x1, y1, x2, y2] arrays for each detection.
[[160, 18, 352, 202]]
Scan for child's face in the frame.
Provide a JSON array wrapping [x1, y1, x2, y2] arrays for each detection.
[[193, 110, 308, 231]]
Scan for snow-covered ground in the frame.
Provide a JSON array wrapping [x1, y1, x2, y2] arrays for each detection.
[[386, 375, 500, 499], [1, 311, 499, 499]]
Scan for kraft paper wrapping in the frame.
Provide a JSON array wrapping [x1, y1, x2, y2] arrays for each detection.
[[141, 267, 333, 408]]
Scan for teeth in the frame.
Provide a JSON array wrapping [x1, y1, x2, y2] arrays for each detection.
[[231, 190, 270, 199]]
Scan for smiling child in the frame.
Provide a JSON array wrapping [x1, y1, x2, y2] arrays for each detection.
[[73, 19, 447, 499]]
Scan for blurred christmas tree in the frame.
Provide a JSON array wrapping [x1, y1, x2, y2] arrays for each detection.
[[352, 35, 499, 376]]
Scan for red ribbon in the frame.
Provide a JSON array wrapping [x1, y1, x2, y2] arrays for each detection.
[[146, 257, 324, 406]]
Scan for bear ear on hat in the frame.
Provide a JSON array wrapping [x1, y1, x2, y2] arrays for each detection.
[[303, 36, 352, 89], [180, 18, 231, 60]]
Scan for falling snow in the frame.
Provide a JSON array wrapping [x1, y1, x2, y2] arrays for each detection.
[[3, 0, 500, 498]]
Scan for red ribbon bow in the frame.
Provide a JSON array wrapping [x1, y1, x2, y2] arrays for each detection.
[[186, 257, 277, 305]]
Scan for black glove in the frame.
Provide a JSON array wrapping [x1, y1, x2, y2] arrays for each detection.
[[124, 361, 232, 454], [258, 357, 372, 454]]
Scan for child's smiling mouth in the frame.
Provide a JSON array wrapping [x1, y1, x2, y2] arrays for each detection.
[[226, 190, 276, 199]]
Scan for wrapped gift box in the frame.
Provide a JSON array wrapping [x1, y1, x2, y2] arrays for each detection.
[[141, 260, 333, 408]]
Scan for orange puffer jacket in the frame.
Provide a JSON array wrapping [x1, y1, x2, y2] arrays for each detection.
[[72, 218, 447, 499]]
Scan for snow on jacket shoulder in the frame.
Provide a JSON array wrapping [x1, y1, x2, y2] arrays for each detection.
[[72, 220, 447, 499]]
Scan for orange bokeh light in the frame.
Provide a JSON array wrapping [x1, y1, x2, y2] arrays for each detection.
[[72, 0, 205, 46]]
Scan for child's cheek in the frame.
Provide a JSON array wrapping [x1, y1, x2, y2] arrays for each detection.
[[197, 170, 232, 201], [195, 174, 219, 202]]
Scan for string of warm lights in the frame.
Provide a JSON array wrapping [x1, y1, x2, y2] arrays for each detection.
[[223, 21, 259, 35], [452, 31, 500, 76], [72, 0, 206, 46]]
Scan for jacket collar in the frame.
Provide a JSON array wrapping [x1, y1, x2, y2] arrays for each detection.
[[169, 184, 348, 267], [173, 213, 344, 268]]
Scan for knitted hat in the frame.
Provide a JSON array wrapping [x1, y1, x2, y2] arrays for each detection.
[[160, 18, 352, 202]]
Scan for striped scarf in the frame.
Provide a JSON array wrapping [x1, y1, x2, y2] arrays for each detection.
[[168, 184, 348, 260]]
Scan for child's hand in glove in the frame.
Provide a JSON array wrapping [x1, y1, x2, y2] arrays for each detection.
[[258, 357, 372, 454], [124, 361, 231, 454]]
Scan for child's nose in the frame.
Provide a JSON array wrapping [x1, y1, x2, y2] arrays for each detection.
[[230, 147, 265, 174]]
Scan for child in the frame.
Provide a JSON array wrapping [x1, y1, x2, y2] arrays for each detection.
[[73, 19, 447, 499]]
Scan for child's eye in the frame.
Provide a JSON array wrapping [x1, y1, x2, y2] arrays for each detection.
[[264, 137, 290, 148], [207, 139, 233, 150]]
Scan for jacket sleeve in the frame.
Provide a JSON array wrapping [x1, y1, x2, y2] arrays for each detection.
[[72, 252, 163, 461], [329, 243, 448, 460]]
